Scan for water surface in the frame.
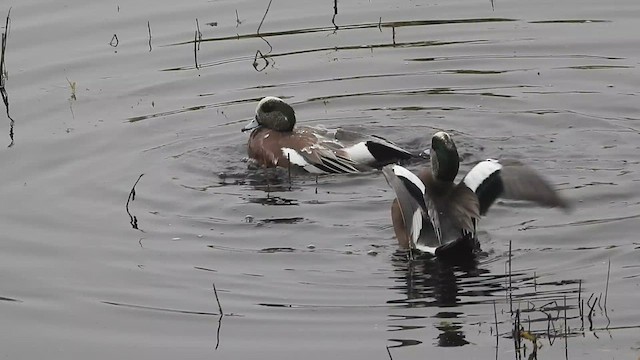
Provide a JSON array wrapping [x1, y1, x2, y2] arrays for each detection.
[[1, 0, 639, 358]]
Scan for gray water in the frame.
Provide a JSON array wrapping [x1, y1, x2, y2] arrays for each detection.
[[1, 0, 638, 358]]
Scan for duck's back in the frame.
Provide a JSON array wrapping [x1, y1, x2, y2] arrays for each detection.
[[418, 169, 480, 246]]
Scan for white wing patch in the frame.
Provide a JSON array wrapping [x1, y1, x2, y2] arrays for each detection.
[[392, 165, 426, 195], [463, 159, 503, 192], [343, 142, 376, 163], [410, 209, 423, 245], [281, 148, 325, 174]]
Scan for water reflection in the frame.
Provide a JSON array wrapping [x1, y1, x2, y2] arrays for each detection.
[[386, 252, 485, 348], [388, 251, 490, 309], [386, 251, 585, 352]]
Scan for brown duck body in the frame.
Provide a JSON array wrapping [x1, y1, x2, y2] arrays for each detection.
[[243, 97, 413, 174]]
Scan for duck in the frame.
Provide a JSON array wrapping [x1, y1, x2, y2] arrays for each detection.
[[241, 96, 414, 174], [382, 131, 569, 260]]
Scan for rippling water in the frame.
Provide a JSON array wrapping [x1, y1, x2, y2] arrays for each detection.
[[1, 0, 639, 358]]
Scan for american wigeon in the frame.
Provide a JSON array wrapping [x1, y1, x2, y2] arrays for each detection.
[[241, 96, 413, 174], [383, 131, 569, 259]]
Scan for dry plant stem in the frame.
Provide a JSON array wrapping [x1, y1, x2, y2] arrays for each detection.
[[193, 19, 201, 69], [126, 173, 144, 230], [196, 18, 202, 50], [604, 258, 611, 310], [493, 299, 499, 352], [147, 21, 152, 52], [257, 0, 273, 34], [0, 8, 9, 81], [213, 282, 223, 314], [287, 153, 291, 189], [564, 295, 568, 360], [254, 0, 273, 56], [1, 8, 14, 147], [508, 240, 513, 314], [213, 282, 224, 350], [331, 0, 338, 30]]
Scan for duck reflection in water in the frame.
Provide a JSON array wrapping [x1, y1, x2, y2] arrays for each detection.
[[216, 168, 300, 206], [387, 251, 493, 348]]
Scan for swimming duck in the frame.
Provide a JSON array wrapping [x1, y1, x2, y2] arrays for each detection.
[[242, 97, 413, 174], [382, 131, 569, 259]]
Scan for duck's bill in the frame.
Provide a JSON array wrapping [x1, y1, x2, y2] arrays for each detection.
[[241, 117, 260, 132]]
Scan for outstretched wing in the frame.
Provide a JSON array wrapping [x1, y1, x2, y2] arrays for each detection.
[[382, 165, 442, 254], [462, 159, 569, 215]]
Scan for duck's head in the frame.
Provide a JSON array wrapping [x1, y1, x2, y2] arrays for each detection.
[[431, 131, 460, 182], [242, 96, 297, 133]]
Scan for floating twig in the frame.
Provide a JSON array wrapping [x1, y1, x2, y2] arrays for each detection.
[[385, 345, 393, 360], [378, 17, 382, 32], [126, 173, 144, 230]]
